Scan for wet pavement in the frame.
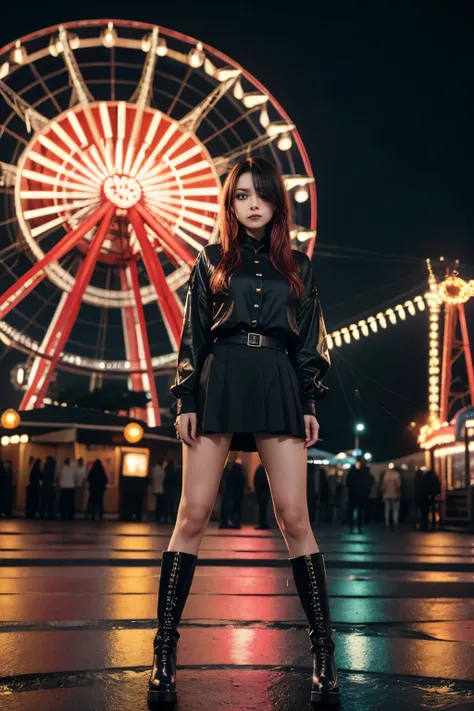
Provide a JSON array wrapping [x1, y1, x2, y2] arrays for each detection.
[[0, 520, 473, 709]]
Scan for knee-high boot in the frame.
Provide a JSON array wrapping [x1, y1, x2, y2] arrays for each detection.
[[290, 552, 340, 706], [148, 550, 197, 704]]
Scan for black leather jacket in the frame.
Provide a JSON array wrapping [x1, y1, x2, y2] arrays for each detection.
[[170, 230, 330, 417]]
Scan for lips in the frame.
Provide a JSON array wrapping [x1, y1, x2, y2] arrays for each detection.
[[249, 215, 262, 220]]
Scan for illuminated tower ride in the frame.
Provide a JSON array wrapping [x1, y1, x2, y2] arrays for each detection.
[[0, 21, 317, 426]]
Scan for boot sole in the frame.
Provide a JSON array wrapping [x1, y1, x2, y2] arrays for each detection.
[[311, 689, 340, 705], [147, 688, 177, 704]]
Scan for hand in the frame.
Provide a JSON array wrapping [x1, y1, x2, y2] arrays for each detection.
[[175, 413, 197, 447], [304, 414, 319, 449]]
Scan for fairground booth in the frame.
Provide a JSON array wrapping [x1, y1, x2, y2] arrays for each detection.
[[0, 406, 179, 517]]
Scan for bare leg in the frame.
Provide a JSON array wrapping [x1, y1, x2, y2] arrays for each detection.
[[255, 434, 319, 558], [168, 433, 233, 555]]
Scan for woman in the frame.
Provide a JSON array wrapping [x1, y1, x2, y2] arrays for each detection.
[[148, 157, 338, 706], [86, 459, 108, 521]]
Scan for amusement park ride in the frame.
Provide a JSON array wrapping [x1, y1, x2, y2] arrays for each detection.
[[0, 21, 472, 468]]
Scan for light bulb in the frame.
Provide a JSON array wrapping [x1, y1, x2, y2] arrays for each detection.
[[294, 186, 309, 203], [156, 37, 167, 56], [141, 34, 151, 53], [277, 133, 292, 151], [188, 42, 205, 68], [101, 23, 117, 48], [11, 41, 26, 65]]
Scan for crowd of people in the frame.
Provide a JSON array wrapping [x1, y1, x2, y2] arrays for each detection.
[[0, 451, 442, 531], [21, 456, 108, 521], [307, 457, 442, 533]]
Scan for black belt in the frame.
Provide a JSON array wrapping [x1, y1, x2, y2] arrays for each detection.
[[213, 332, 287, 352]]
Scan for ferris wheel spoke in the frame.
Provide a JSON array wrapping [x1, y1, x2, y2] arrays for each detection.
[[0, 79, 48, 133], [21, 205, 115, 410], [141, 159, 214, 190], [145, 198, 214, 237], [0, 202, 109, 320], [129, 26, 159, 106], [21, 168, 97, 194], [28, 151, 99, 191], [128, 208, 183, 348], [134, 123, 179, 182], [29, 62, 63, 114], [135, 202, 195, 267], [179, 74, 240, 134], [123, 261, 161, 427], [212, 133, 282, 176], [36, 135, 103, 187], [129, 111, 162, 177], [50, 122, 107, 182], [145, 196, 216, 228], [23, 198, 99, 221], [58, 26, 94, 106]]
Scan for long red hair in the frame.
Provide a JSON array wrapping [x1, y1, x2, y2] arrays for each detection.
[[209, 157, 304, 298]]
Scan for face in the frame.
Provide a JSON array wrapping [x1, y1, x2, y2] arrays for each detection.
[[234, 172, 275, 235]]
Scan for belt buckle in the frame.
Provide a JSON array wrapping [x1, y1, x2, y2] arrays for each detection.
[[247, 332, 262, 347]]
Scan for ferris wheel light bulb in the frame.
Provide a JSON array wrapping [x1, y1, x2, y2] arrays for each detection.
[[188, 42, 205, 68], [11, 41, 26, 65], [156, 37, 167, 56], [101, 23, 117, 48], [0, 62, 10, 79], [294, 186, 309, 203], [141, 34, 152, 52], [277, 133, 292, 151]]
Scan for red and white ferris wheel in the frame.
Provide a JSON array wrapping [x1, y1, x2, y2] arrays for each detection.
[[0, 19, 317, 426]]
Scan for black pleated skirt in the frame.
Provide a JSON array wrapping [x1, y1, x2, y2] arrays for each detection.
[[196, 340, 306, 452]]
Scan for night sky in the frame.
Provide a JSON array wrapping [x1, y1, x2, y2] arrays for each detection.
[[0, 1, 473, 460]]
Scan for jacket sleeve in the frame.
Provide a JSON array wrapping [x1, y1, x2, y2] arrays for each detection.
[[169, 249, 213, 415], [289, 255, 331, 417]]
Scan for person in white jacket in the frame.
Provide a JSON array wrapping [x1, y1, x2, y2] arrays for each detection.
[[381, 465, 401, 530]]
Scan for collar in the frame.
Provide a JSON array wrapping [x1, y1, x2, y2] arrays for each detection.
[[238, 224, 271, 253]]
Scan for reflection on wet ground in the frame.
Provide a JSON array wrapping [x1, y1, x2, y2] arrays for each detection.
[[0, 520, 473, 709]]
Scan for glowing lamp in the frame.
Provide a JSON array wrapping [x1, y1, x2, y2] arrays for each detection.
[[1, 409, 21, 430], [124, 422, 144, 444], [294, 186, 309, 203], [277, 133, 292, 151], [10, 41, 26, 65], [101, 23, 117, 48], [0, 61, 10, 79], [188, 42, 205, 68], [156, 37, 167, 56]]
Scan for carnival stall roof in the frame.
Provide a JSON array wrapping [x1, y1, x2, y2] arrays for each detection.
[[0, 406, 177, 446]]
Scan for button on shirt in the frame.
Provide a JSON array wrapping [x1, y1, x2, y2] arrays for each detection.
[[170, 227, 330, 416]]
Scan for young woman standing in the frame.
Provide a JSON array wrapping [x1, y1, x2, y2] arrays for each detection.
[[148, 157, 339, 706]]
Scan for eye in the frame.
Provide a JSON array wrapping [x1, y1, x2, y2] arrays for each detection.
[[258, 191, 270, 201], [235, 192, 247, 200]]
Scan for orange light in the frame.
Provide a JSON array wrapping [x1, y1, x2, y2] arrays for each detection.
[[1, 409, 21, 430], [124, 422, 144, 444]]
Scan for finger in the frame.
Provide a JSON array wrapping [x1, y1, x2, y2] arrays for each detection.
[[304, 416, 311, 443]]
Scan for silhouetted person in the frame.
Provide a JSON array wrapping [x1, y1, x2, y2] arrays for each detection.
[[229, 459, 246, 529], [254, 464, 271, 529], [413, 467, 425, 530], [40, 456, 56, 520], [25, 458, 42, 519], [219, 463, 233, 529], [319, 467, 329, 524], [58, 458, 76, 520], [346, 458, 372, 533], [381, 466, 401, 530], [86, 459, 108, 521], [151, 459, 166, 523], [420, 468, 440, 532], [365, 469, 376, 525]]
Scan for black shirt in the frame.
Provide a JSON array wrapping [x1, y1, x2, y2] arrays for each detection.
[[170, 229, 330, 417]]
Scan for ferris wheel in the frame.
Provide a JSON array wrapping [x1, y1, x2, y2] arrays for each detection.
[[0, 20, 317, 426]]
